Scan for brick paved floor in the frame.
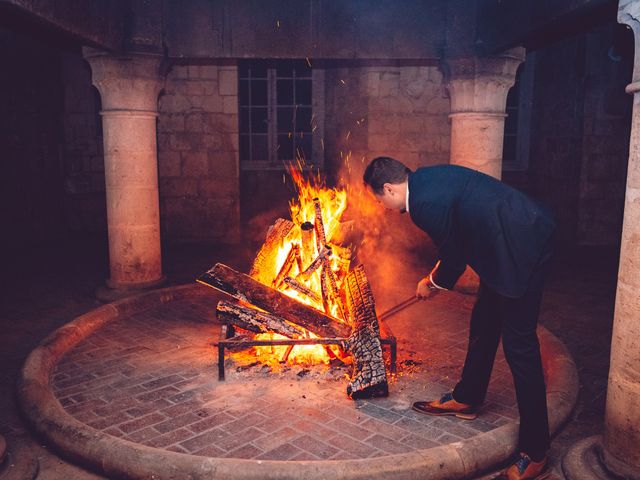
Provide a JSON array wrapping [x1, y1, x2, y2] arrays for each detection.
[[1, 236, 615, 479], [51, 289, 519, 461]]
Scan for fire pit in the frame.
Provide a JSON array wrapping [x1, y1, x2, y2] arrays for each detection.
[[212, 266, 397, 381], [198, 165, 395, 398]]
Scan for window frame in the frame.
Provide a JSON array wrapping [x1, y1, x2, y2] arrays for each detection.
[[238, 60, 324, 171]]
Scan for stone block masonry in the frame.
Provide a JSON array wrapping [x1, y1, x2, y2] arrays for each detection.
[[324, 65, 451, 185], [158, 65, 240, 243]]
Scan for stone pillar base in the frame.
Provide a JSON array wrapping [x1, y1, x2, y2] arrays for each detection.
[[96, 275, 167, 303], [562, 435, 633, 480]]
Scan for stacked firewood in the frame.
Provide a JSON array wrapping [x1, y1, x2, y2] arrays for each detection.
[[197, 200, 388, 399], [250, 199, 346, 321]]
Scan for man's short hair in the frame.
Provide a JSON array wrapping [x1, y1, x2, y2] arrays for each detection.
[[363, 157, 411, 194]]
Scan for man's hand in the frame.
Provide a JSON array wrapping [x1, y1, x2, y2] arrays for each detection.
[[416, 276, 441, 300]]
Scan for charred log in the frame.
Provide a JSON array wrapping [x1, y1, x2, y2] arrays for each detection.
[[283, 276, 321, 303], [298, 246, 331, 281], [198, 263, 351, 339], [320, 265, 330, 314], [323, 261, 340, 299], [250, 218, 295, 285], [313, 197, 327, 248], [343, 265, 388, 399], [273, 244, 300, 289], [321, 263, 347, 321], [216, 300, 305, 338]]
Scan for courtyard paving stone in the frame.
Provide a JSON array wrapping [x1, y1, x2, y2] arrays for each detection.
[[45, 287, 525, 462]]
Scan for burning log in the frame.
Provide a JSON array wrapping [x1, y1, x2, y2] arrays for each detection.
[[300, 221, 316, 269], [313, 197, 327, 248], [323, 262, 340, 298], [320, 266, 330, 314], [216, 301, 305, 338], [298, 246, 331, 281], [343, 265, 388, 399], [272, 244, 300, 289], [250, 218, 295, 285], [280, 345, 295, 363], [198, 263, 351, 339], [322, 263, 347, 322], [283, 276, 321, 303]]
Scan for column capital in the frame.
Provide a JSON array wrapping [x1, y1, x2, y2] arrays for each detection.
[[82, 48, 165, 112], [444, 47, 525, 114]]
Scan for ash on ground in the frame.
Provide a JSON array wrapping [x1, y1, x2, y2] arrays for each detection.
[[224, 356, 350, 382]]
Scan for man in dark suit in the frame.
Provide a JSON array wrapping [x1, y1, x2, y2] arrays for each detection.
[[363, 157, 556, 480]]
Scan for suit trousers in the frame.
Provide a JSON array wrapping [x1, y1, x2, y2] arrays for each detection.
[[452, 268, 550, 460]]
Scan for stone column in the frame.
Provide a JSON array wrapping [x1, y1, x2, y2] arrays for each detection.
[[600, 2, 640, 478], [83, 49, 165, 291], [445, 47, 525, 179]]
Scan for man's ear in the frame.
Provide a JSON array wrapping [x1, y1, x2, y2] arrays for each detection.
[[382, 183, 393, 195]]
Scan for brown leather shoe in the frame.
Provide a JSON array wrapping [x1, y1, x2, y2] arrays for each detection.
[[492, 452, 550, 480], [412, 392, 478, 420]]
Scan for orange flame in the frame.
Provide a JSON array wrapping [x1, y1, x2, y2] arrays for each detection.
[[234, 160, 352, 367]]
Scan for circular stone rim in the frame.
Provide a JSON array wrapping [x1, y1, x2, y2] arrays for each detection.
[[17, 284, 579, 480]]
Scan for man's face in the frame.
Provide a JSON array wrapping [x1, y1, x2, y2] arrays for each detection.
[[372, 183, 406, 213]]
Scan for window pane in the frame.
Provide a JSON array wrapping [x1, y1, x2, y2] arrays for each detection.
[[250, 80, 268, 106], [238, 62, 250, 78], [251, 107, 268, 133], [295, 134, 312, 161], [239, 107, 250, 133], [295, 80, 312, 105], [277, 79, 294, 105], [239, 80, 250, 106], [239, 134, 251, 161], [275, 60, 294, 77], [294, 59, 312, 78], [277, 133, 294, 161], [295, 106, 312, 131], [249, 62, 268, 78], [277, 107, 294, 133], [251, 134, 269, 161]]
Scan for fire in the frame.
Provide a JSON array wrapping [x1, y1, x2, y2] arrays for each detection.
[[253, 334, 332, 366], [277, 162, 350, 317], [235, 160, 353, 367]]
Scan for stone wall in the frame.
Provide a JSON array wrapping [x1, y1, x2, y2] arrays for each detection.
[[157, 64, 240, 244], [527, 23, 632, 247], [322, 63, 450, 270], [323, 63, 450, 183], [2, 21, 631, 251], [577, 24, 632, 246]]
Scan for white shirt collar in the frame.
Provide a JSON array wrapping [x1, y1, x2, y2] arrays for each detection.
[[405, 181, 410, 213]]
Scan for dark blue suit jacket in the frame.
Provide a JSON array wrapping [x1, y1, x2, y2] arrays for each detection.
[[408, 165, 556, 298]]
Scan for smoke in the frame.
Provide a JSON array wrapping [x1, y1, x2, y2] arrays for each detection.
[[337, 157, 438, 311]]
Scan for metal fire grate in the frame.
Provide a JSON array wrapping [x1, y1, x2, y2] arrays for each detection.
[[215, 320, 396, 381]]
